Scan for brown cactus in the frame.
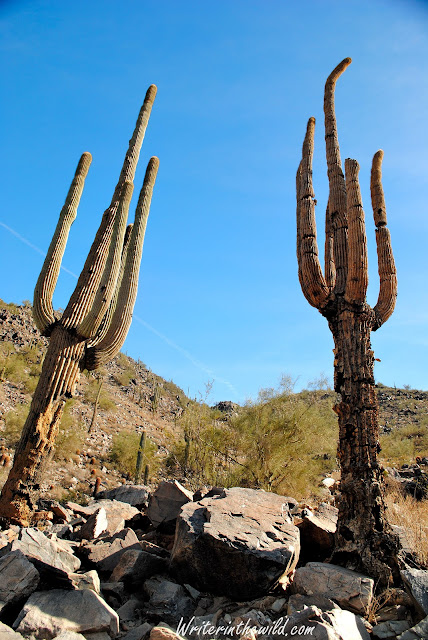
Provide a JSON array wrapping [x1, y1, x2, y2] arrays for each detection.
[[296, 59, 398, 584], [0, 86, 159, 526]]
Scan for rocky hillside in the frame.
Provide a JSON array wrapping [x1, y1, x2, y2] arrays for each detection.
[[0, 300, 189, 499]]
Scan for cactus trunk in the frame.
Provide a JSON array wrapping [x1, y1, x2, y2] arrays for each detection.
[[0, 327, 84, 524], [295, 59, 398, 584], [0, 87, 158, 525], [328, 302, 396, 584]]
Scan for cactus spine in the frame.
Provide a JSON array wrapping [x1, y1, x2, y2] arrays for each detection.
[[296, 59, 398, 584], [0, 86, 158, 525]]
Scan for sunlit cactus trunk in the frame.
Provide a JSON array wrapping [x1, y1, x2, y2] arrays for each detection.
[[296, 59, 398, 584], [0, 86, 159, 526]]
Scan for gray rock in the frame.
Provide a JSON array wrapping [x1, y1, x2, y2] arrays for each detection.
[[0, 551, 40, 612], [13, 589, 119, 639], [297, 503, 338, 563], [398, 616, 428, 639], [70, 569, 101, 593], [372, 620, 411, 638], [74, 508, 108, 541], [2, 528, 80, 585], [400, 567, 428, 617], [0, 621, 26, 640], [143, 576, 194, 625], [287, 593, 340, 615], [116, 597, 142, 623], [81, 528, 140, 574], [171, 487, 300, 600], [322, 609, 371, 639], [292, 562, 374, 615], [84, 634, 112, 640], [147, 481, 193, 528], [68, 500, 139, 535], [110, 549, 168, 587], [96, 485, 150, 508], [122, 623, 153, 640]]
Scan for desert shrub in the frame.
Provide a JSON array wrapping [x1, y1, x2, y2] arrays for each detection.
[[0, 341, 44, 393], [54, 400, 86, 461], [84, 377, 116, 413], [110, 430, 159, 478], [380, 419, 428, 467], [2, 404, 30, 447], [385, 482, 428, 567]]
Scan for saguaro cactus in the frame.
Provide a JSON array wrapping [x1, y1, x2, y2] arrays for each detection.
[[296, 59, 398, 583], [0, 86, 159, 525]]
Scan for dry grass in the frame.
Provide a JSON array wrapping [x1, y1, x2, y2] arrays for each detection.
[[385, 484, 428, 567]]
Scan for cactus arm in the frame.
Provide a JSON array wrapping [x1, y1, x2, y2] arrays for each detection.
[[90, 223, 134, 349], [344, 159, 368, 304], [62, 86, 157, 332], [85, 157, 159, 370], [297, 117, 329, 310], [324, 200, 336, 291], [76, 181, 133, 338], [371, 151, 397, 327], [33, 153, 92, 335], [324, 57, 352, 295]]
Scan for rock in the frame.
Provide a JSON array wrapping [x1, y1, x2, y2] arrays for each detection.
[[0, 551, 40, 613], [372, 620, 411, 638], [322, 609, 371, 639], [122, 623, 153, 640], [52, 633, 87, 640], [147, 481, 193, 529], [292, 562, 374, 615], [110, 548, 168, 586], [149, 626, 184, 640], [287, 594, 340, 615], [80, 528, 141, 574], [96, 485, 150, 508], [70, 569, 101, 593], [398, 617, 428, 639], [0, 621, 26, 639], [13, 589, 119, 638], [2, 528, 80, 586], [171, 487, 300, 600], [297, 503, 338, 563], [68, 500, 139, 535], [74, 508, 108, 541], [143, 576, 194, 625], [116, 597, 142, 623], [400, 567, 428, 617]]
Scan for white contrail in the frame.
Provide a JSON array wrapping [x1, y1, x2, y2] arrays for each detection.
[[1, 219, 238, 398], [0, 222, 78, 278]]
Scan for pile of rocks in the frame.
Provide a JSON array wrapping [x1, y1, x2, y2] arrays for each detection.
[[0, 481, 427, 640]]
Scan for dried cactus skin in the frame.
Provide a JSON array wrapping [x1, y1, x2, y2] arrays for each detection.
[[0, 90, 158, 526], [296, 59, 398, 585]]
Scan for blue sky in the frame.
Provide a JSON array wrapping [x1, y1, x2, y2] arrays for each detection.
[[1, 0, 427, 403]]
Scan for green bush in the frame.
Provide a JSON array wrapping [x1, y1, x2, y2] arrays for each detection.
[[380, 419, 428, 467], [84, 377, 116, 413], [54, 400, 86, 460], [110, 430, 159, 477], [2, 404, 30, 447]]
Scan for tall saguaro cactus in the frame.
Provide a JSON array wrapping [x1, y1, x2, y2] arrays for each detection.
[[0, 86, 159, 525], [296, 59, 398, 583]]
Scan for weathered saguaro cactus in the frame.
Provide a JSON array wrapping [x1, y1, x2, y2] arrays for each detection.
[[296, 59, 398, 583], [0, 86, 159, 525]]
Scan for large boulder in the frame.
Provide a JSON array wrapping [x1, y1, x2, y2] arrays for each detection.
[[292, 562, 374, 615], [0, 621, 26, 639], [397, 616, 428, 640], [170, 487, 300, 600], [79, 528, 141, 574], [13, 589, 119, 639], [400, 567, 428, 618], [96, 485, 150, 508], [0, 551, 40, 613], [143, 576, 194, 625], [147, 481, 193, 529], [109, 549, 168, 587], [1, 528, 80, 585]]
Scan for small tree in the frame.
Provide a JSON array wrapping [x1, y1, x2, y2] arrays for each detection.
[[296, 59, 398, 584], [0, 86, 158, 525]]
